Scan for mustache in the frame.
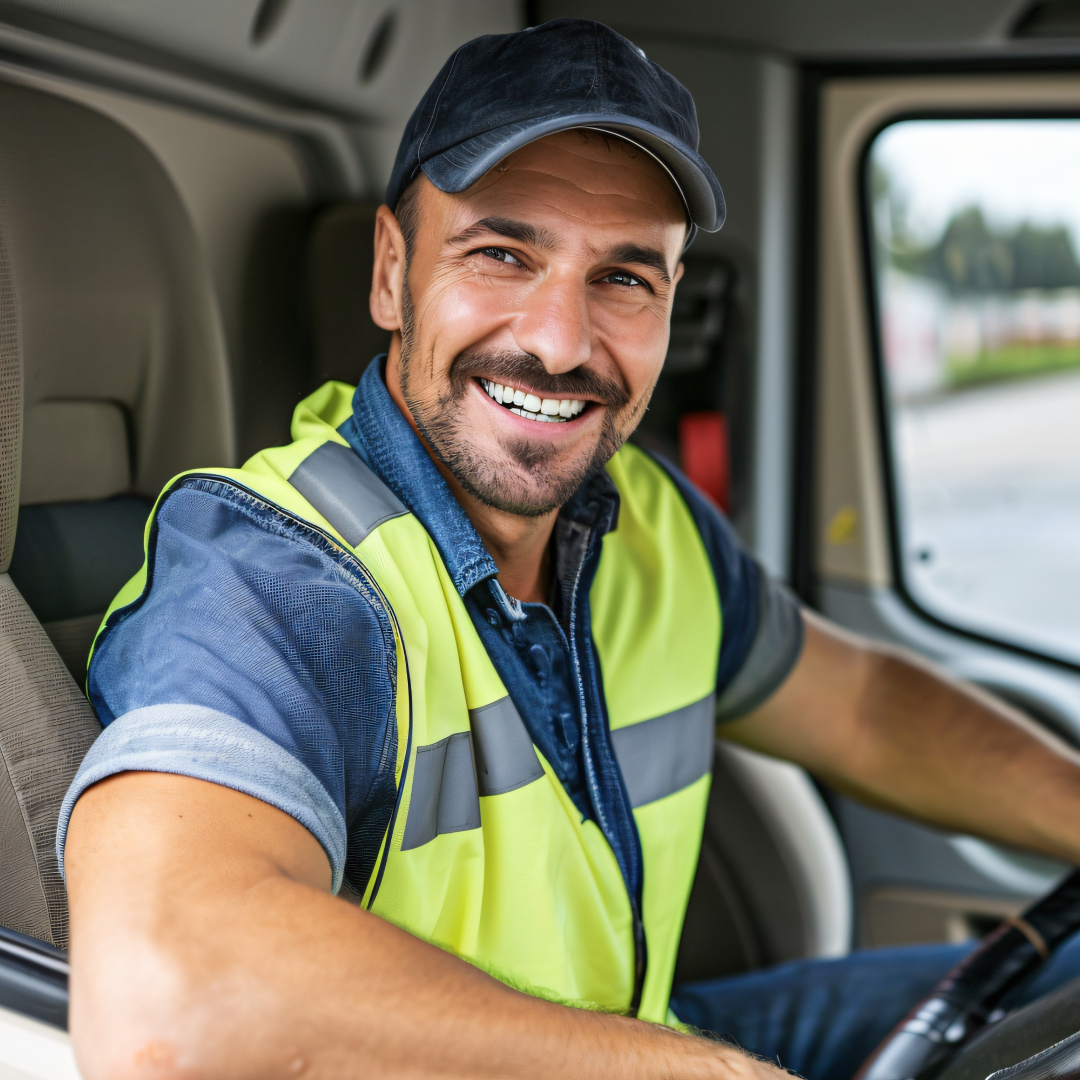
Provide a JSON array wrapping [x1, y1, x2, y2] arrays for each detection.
[[449, 349, 630, 409]]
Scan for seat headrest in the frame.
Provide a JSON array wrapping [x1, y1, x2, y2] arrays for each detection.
[[0, 81, 234, 522], [307, 201, 391, 388]]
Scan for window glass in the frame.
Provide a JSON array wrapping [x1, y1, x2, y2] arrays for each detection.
[[869, 119, 1080, 664]]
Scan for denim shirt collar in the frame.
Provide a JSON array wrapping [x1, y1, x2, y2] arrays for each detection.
[[338, 358, 620, 598]]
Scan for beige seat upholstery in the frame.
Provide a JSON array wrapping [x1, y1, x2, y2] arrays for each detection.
[[0, 210, 98, 949], [0, 81, 234, 679], [0, 79, 235, 946]]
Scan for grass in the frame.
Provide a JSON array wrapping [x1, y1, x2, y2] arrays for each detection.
[[946, 343, 1080, 389]]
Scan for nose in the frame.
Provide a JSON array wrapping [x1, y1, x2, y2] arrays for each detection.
[[510, 271, 592, 374]]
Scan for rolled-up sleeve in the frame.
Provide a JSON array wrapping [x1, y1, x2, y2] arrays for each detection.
[[57, 479, 400, 896], [714, 575, 804, 721]]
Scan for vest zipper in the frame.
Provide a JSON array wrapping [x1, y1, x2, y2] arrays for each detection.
[[563, 535, 648, 1016]]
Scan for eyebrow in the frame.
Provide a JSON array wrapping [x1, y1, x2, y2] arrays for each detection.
[[448, 216, 556, 250], [604, 243, 673, 285], [448, 219, 673, 285]]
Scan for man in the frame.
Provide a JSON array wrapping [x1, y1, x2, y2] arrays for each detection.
[[62, 19, 1080, 1080]]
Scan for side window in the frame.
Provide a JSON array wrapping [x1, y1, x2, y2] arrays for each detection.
[[867, 118, 1080, 666]]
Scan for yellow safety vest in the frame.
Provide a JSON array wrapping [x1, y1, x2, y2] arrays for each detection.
[[98, 381, 723, 1022]]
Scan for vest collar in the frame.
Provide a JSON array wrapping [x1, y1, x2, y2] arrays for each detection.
[[339, 357, 620, 598]]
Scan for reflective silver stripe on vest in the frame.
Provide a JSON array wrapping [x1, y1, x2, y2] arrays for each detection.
[[289, 441, 407, 547], [471, 696, 544, 796], [401, 698, 544, 848], [610, 694, 716, 808], [401, 732, 481, 850]]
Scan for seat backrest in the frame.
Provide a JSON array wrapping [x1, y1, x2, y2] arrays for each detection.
[[0, 81, 234, 678], [674, 741, 852, 980], [0, 200, 99, 950], [0, 78, 237, 945]]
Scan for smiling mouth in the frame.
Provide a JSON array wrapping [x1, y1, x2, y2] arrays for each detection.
[[478, 378, 588, 424]]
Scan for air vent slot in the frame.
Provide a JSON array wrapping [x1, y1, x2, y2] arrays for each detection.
[[250, 0, 292, 45], [1012, 0, 1080, 38], [359, 10, 398, 84]]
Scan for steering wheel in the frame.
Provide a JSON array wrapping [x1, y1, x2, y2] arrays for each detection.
[[855, 870, 1080, 1080], [934, 978, 1080, 1080]]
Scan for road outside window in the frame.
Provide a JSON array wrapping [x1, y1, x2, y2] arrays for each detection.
[[868, 119, 1080, 664]]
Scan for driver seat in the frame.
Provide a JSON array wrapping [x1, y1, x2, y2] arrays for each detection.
[[0, 220, 99, 948], [0, 77, 234, 948]]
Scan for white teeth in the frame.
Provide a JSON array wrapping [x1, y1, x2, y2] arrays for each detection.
[[479, 378, 587, 423]]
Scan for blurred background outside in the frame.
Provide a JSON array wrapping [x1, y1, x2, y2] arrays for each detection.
[[869, 120, 1080, 665]]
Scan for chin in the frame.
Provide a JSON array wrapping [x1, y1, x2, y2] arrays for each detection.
[[454, 453, 596, 517]]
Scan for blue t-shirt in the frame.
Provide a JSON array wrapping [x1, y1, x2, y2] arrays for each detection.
[[57, 361, 803, 899]]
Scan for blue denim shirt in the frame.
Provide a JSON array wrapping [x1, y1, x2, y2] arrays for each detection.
[[59, 360, 801, 903]]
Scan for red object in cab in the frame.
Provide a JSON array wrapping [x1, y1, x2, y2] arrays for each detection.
[[678, 410, 729, 514]]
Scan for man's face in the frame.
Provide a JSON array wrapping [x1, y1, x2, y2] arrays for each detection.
[[385, 129, 687, 517]]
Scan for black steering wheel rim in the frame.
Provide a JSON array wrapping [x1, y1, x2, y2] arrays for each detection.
[[855, 869, 1080, 1080]]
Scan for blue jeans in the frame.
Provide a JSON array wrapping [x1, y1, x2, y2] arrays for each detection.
[[669, 932, 1080, 1080]]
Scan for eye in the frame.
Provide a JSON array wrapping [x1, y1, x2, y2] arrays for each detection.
[[479, 247, 523, 266], [601, 270, 647, 289]]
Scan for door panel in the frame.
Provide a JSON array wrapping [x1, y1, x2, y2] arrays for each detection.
[[0, 1006, 78, 1079], [813, 73, 1080, 946]]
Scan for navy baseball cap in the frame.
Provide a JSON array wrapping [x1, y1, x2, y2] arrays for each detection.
[[385, 19, 725, 244]]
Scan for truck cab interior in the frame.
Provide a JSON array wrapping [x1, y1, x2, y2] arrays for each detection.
[[2, 0, 1080, 1075]]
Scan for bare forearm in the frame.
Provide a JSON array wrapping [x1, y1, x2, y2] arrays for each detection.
[[74, 878, 752, 1080], [828, 649, 1080, 863], [67, 774, 775, 1080], [727, 615, 1080, 865]]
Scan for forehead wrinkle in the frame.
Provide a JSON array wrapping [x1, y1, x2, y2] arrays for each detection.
[[509, 131, 674, 189], [475, 189, 681, 249], [491, 159, 677, 210]]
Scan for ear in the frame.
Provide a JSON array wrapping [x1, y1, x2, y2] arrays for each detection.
[[370, 203, 407, 331]]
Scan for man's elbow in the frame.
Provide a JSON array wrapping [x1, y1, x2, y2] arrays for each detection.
[[75, 1031, 191, 1080], [70, 960, 219, 1080]]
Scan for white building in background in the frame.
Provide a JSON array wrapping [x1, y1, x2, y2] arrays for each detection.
[[878, 267, 1080, 401], [879, 268, 946, 398]]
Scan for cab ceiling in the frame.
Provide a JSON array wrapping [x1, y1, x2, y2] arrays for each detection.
[[538, 0, 1068, 57], [0, 0, 1074, 122], [0, 0, 519, 120]]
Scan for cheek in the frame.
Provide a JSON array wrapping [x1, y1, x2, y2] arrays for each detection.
[[413, 274, 519, 359], [595, 307, 670, 402]]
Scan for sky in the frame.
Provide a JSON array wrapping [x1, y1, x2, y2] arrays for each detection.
[[872, 119, 1080, 247]]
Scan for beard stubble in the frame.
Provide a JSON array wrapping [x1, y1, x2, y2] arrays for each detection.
[[398, 292, 637, 517]]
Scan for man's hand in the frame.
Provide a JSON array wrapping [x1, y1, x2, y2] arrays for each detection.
[[724, 610, 1080, 866], [66, 771, 785, 1080]]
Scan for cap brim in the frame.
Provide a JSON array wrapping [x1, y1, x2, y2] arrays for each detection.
[[420, 112, 726, 233]]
